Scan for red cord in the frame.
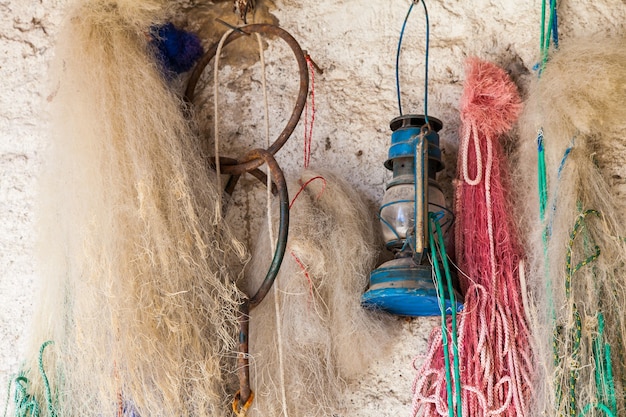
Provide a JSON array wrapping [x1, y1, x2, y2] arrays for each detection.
[[289, 176, 327, 209]]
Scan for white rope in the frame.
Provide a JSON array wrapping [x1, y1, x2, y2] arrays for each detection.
[[518, 260, 534, 330], [255, 33, 289, 417], [484, 130, 496, 287], [461, 122, 483, 186], [213, 29, 235, 220]]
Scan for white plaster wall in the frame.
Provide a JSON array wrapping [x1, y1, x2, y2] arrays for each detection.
[[0, 0, 66, 402], [0, 0, 623, 415]]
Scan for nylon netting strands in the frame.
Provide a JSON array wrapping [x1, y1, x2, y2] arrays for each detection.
[[242, 169, 396, 417], [516, 37, 626, 417], [26, 1, 248, 416], [412, 58, 533, 417]]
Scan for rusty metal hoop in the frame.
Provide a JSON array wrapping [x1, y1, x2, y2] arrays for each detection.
[[185, 23, 309, 176], [232, 148, 289, 408]]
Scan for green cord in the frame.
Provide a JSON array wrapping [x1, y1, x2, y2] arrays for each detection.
[[37, 342, 54, 417], [5, 342, 56, 417], [593, 316, 605, 408], [428, 213, 462, 417], [578, 403, 616, 417], [554, 325, 564, 410], [558, 209, 619, 416], [431, 214, 463, 417], [539, 0, 558, 72], [2, 378, 11, 417], [428, 222, 454, 417], [569, 307, 581, 416], [538, 129, 548, 223], [592, 314, 617, 415], [13, 376, 40, 417], [539, 0, 546, 63]]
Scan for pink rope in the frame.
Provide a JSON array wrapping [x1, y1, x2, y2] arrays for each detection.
[[411, 58, 533, 417]]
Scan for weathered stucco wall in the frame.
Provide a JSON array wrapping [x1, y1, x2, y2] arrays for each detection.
[[1, 0, 624, 415]]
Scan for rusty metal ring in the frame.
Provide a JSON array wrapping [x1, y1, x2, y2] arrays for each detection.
[[233, 148, 289, 407], [232, 387, 254, 416], [185, 24, 309, 176], [237, 148, 289, 308], [207, 156, 278, 195]]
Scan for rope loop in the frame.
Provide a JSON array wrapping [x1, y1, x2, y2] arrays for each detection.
[[461, 122, 483, 186]]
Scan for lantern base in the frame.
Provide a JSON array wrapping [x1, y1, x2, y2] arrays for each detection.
[[361, 257, 463, 317]]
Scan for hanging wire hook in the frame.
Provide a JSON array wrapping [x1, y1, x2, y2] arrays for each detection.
[[395, 0, 430, 124]]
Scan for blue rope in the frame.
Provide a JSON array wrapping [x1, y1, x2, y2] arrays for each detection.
[[395, 0, 430, 123], [556, 140, 573, 178], [550, 0, 559, 48]]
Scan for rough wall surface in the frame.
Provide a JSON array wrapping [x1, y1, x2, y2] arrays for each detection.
[[0, 0, 65, 399], [0, 0, 623, 415]]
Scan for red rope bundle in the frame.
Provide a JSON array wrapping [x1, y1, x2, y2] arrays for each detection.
[[412, 58, 533, 417]]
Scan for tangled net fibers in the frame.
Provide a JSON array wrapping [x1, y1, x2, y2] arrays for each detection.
[[412, 58, 533, 417], [516, 37, 626, 417], [25, 1, 247, 416], [242, 169, 394, 417]]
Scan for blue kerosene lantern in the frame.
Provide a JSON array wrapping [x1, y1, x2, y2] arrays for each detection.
[[362, 114, 462, 316]]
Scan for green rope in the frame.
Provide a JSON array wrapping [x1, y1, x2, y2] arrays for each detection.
[[558, 209, 616, 416], [578, 403, 616, 417], [592, 314, 617, 415], [539, 0, 558, 72], [554, 325, 563, 409], [13, 376, 40, 417], [565, 210, 601, 299], [429, 223, 454, 417], [428, 213, 462, 417], [538, 129, 548, 223], [569, 306, 581, 416], [5, 342, 56, 417], [539, 0, 546, 69], [2, 377, 11, 417], [593, 317, 605, 408], [431, 213, 463, 417], [37, 342, 54, 417]]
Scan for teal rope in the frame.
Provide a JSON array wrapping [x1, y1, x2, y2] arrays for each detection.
[[538, 0, 558, 73], [431, 213, 462, 417], [604, 345, 617, 414], [537, 129, 548, 223], [5, 342, 55, 417], [429, 223, 454, 417], [37, 342, 54, 417], [13, 376, 40, 417], [559, 210, 615, 416], [578, 403, 616, 417], [592, 314, 617, 415], [429, 213, 462, 417], [569, 307, 582, 416], [2, 378, 11, 417]]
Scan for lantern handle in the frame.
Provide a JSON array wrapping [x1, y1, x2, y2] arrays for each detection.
[[395, 0, 430, 124]]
